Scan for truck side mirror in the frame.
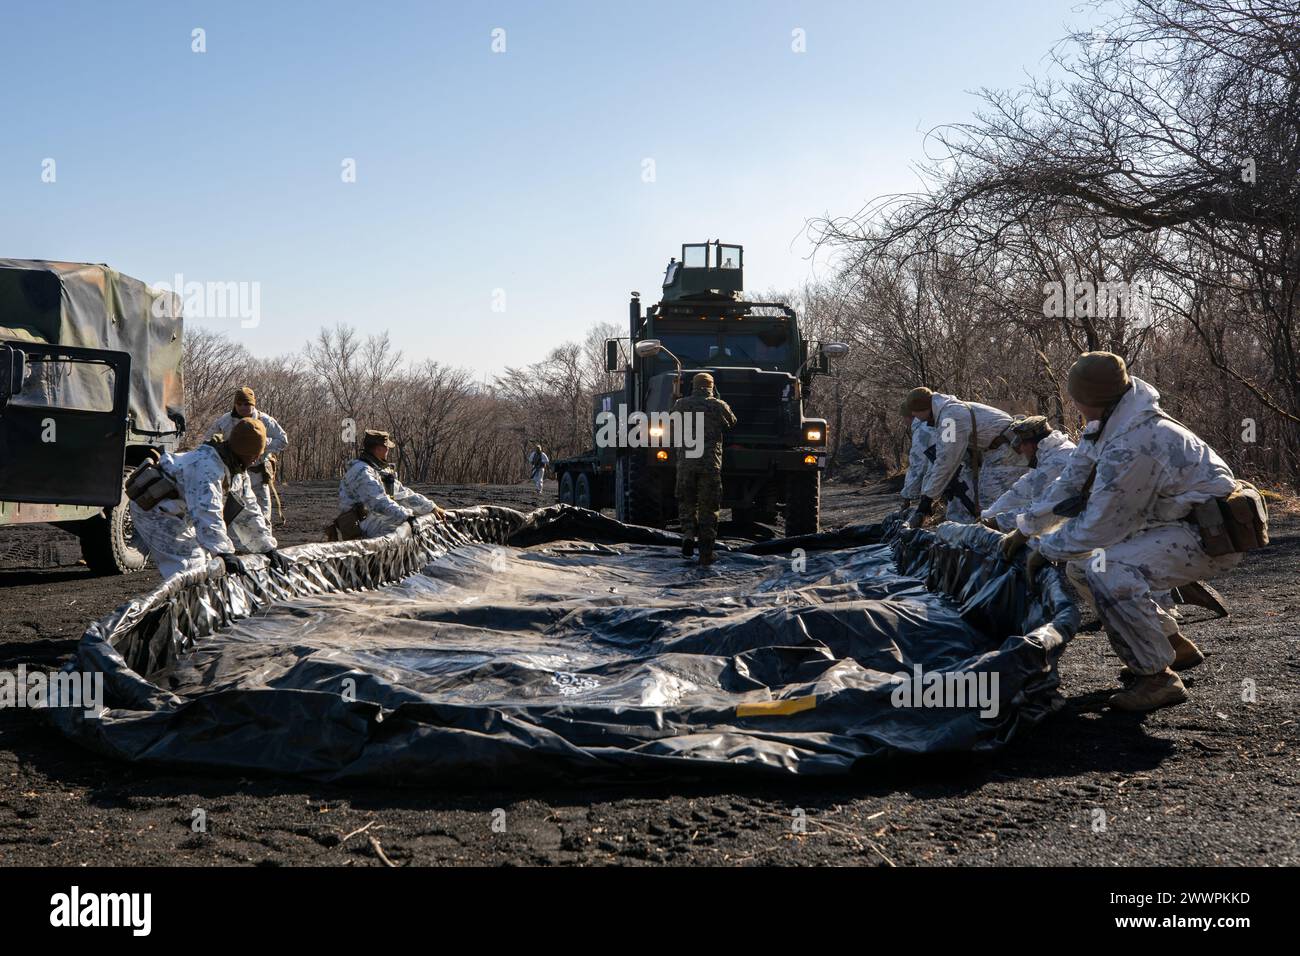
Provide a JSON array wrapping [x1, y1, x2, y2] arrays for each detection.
[[605, 339, 620, 372], [818, 341, 849, 374]]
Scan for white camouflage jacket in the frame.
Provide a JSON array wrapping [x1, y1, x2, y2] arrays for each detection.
[[203, 409, 289, 466], [339, 456, 437, 532], [920, 393, 1017, 501], [980, 430, 1077, 531], [153, 444, 278, 555], [1019, 377, 1236, 561], [900, 418, 936, 501]]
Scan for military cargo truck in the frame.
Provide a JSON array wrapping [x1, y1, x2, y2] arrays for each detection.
[[553, 241, 846, 535], [0, 260, 185, 573]]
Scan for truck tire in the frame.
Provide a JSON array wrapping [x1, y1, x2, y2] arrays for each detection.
[[618, 455, 662, 528], [559, 472, 575, 505], [757, 482, 782, 524], [784, 472, 820, 537], [731, 505, 756, 526], [575, 472, 593, 509], [78, 475, 148, 574]]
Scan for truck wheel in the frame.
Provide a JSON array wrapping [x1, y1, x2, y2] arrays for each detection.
[[575, 472, 593, 509], [620, 455, 662, 528], [78, 476, 148, 574], [784, 472, 820, 537], [559, 472, 575, 505], [614, 460, 626, 520]]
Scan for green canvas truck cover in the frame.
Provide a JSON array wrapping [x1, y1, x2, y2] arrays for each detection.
[[0, 259, 183, 438]]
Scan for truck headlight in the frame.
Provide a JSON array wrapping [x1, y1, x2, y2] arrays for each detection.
[[649, 426, 664, 438], [803, 454, 818, 465], [655, 449, 669, 461], [804, 426, 825, 443]]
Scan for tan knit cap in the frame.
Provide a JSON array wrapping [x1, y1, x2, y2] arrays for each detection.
[[1066, 352, 1131, 407], [906, 386, 934, 413], [227, 417, 267, 460], [233, 386, 256, 406]]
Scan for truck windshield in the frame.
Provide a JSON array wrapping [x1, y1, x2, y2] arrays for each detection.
[[721, 331, 790, 365], [657, 329, 792, 370], [657, 334, 717, 365]]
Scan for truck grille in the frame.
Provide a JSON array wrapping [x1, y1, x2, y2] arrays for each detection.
[[708, 371, 792, 439]]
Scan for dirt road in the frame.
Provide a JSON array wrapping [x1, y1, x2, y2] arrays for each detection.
[[1, 478, 1296, 866]]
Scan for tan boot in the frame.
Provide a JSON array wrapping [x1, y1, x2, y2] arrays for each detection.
[[681, 537, 695, 558], [1120, 631, 1204, 679], [698, 540, 715, 567], [1168, 631, 1205, 670], [1108, 669, 1189, 711]]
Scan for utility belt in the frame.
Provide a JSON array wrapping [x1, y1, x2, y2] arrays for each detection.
[[248, 456, 276, 481], [326, 502, 369, 542], [125, 459, 180, 510], [128, 459, 248, 523], [1185, 480, 1270, 556]]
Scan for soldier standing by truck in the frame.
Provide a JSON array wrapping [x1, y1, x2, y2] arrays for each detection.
[[203, 386, 288, 524], [672, 372, 736, 566]]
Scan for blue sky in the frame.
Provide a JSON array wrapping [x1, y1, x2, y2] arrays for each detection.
[[0, 0, 1104, 378]]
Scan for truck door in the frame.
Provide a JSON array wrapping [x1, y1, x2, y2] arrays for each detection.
[[0, 342, 132, 507]]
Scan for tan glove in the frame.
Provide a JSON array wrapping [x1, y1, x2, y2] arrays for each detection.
[[981, 516, 1001, 531], [998, 528, 1028, 560], [1025, 549, 1049, 580]]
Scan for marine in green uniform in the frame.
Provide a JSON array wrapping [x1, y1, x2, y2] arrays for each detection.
[[671, 372, 737, 566]]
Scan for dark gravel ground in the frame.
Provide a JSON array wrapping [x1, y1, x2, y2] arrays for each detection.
[[1, 477, 1296, 867]]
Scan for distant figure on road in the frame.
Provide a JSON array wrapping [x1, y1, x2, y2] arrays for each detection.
[[528, 444, 550, 495]]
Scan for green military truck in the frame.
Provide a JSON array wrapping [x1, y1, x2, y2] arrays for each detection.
[[0, 259, 185, 573], [553, 241, 846, 535]]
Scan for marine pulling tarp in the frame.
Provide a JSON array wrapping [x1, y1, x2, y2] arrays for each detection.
[[49, 507, 1078, 781]]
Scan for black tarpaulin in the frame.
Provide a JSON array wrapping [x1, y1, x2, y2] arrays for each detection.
[[49, 507, 1078, 781]]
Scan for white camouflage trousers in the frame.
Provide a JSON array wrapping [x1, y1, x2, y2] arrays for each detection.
[[128, 501, 209, 579], [1066, 522, 1241, 675], [249, 469, 273, 521]]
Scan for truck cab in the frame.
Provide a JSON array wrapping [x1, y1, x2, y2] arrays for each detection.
[[554, 241, 845, 535]]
